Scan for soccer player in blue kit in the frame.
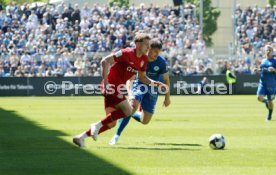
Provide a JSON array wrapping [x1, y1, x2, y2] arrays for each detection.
[[109, 39, 171, 145], [257, 45, 276, 121]]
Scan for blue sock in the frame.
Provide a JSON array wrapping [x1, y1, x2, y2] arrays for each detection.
[[268, 109, 273, 120], [132, 112, 141, 122], [115, 116, 131, 136]]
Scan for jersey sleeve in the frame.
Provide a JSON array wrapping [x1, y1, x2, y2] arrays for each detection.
[[260, 59, 266, 70], [159, 58, 169, 74], [113, 49, 129, 63], [273, 59, 276, 68]]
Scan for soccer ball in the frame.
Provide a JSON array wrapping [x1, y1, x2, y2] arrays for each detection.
[[209, 134, 225, 150]]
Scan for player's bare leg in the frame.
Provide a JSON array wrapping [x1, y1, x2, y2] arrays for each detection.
[[89, 99, 132, 140], [140, 111, 153, 125], [257, 95, 274, 121], [257, 95, 269, 109], [73, 107, 116, 147], [73, 100, 132, 147], [129, 98, 140, 114], [267, 101, 273, 109], [87, 107, 117, 142]]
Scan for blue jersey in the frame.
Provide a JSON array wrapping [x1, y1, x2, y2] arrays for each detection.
[[136, 55, 168, 83], [132, 55, 168, 113], [259, 57, 276, 88]]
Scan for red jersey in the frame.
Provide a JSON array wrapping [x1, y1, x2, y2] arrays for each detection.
[[107, 48, 148, 86]]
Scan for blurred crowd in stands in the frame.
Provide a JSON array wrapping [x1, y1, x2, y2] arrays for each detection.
[[231, 4, 275, 75], [0, 2, 274, 77]]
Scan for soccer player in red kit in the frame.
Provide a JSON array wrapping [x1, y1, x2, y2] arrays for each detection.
[[73, 33, 167, 147]]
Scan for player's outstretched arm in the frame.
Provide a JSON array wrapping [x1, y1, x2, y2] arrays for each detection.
[[138, 71, 168, 91], [138, 71, 161, 86], [126, 75, 135, 98], [100, 54, 115, 88], [162, 72, 171, 107]]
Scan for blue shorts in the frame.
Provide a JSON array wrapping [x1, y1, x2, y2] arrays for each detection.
[[132, 83, 158, 114], [257, 83, 275, 101]]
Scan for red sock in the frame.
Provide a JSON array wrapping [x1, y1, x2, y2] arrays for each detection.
[[85, 129, 91, 136], [85, 109, 125, 136], [101, 109, 126, 126], [99, 125, 110, 134], [85, 125, 110, 136]]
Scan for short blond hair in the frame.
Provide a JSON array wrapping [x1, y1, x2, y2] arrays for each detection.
[[134, 32, 151, 43]]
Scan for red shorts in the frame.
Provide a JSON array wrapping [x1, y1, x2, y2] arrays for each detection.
[[100, 81, 126, 108], [104, 93, 126, 108]]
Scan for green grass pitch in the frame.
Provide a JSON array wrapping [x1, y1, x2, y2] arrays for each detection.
[[0, 96, 276, 175]]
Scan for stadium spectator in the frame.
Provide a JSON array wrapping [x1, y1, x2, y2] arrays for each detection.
[[64, 68, 73, 77], [1, 2, 272, 77], [0, 1, 204, 77], [0, 65, 5, 77], [235, 5, 275, 59]]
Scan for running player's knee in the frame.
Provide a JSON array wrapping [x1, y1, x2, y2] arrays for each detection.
[[129, 99, 139, 112], [124, 108, 132, 117], [141, 116, 151, 125], [257, 96, 263, 102], [141, 120, 150, 125]]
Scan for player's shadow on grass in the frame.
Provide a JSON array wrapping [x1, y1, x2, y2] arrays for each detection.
[[155, 119, 189, 122], [108, 146, 200, 151], [106, 143, 202, 151], [153, 143, 202, 147], [0, 108, 130, 175]]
